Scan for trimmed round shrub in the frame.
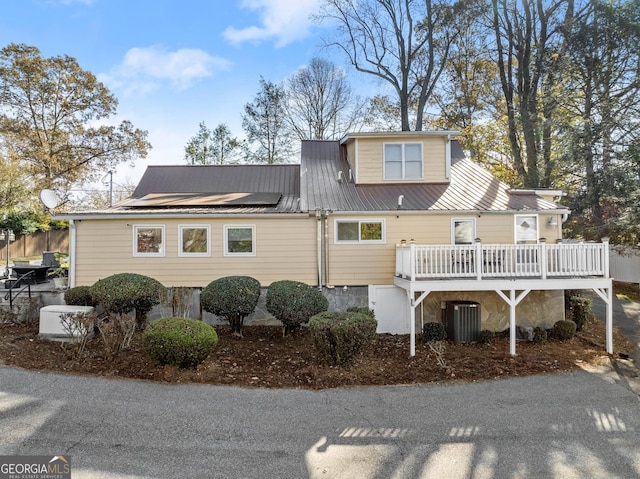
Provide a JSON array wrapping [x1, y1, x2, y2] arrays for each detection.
[[552, 320, 577, 341], [308, 311, 377, 367], [422, 322, 446, 343], [266, 280, 329, 336], [90, 273, 165, 328], [478, 329, 495, 344], [142, 317, 218, 368], [533, 326, 548, 344], [200, 276, 261, 335], [64, 286, 96, 306]]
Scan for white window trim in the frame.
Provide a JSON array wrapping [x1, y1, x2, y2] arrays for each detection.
[[383, 142, 424, 180], [224, 224, 256, 257], [514, 214, 539, 244], [178, 224, 211, 257], [334, 219, 386, 244], [451, 218, 476, 245], [133, 224, 165, 257]]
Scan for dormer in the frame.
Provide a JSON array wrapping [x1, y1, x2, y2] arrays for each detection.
[[339, 131, 460, 185]]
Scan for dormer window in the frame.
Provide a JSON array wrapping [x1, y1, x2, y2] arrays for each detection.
[[384, 143, 423, 180]]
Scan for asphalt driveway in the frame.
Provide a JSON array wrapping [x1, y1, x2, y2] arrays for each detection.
[[1, 363, 640, 479]]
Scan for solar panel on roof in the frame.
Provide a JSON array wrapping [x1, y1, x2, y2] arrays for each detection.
[[126, 192, 282, 207]]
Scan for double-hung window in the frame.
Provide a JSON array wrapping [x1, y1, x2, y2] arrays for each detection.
[[335, 219, 385, 244], [133, 225, 165, 257], [384, 143, 423, 180], [179, 225, 210, 257], [224, 225, 255, 256]]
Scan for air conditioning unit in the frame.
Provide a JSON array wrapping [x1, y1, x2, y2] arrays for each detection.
[[445, 301, 481, 342]]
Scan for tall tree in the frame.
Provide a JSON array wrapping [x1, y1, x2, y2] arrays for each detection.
[[490, 0, 574, 188], [0, 43, 150, 198], [318, 0, 467, 131], [184, 122, 241, 165], [285, 57, 365, 140], [242, 77, 292, 164], [562, 0, 640, 240]]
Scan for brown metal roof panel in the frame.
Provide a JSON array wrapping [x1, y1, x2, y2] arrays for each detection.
[[132, 164, 300, 198]]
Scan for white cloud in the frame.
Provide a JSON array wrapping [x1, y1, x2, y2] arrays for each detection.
[[100, 45, 230, 96], [223, 0, 320, 47]]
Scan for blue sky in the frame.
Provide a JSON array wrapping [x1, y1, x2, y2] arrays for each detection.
[[0, 0, 375, 188]]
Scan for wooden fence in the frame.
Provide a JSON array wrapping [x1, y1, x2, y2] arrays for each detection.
[[0, 229, 69, 260]]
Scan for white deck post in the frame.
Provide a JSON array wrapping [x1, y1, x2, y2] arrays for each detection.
[[410, 298, 416, 357], [606, 286, 613, 354], [509, 290, 516, 356]]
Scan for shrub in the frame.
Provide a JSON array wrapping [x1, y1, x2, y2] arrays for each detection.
[[200, 276, 261, 336], [346, 307, 375, 319], [478, 330, 495, 344], [142, 317, 218, 368], [59, 311, 96, 358], [533, 326, 548, 344], [98, 313, 137, 357], [64, 286, 96, 306], [266, 280, 329, 336], [566, 295, 592, 332], [552, 320, 576, 341], [308, 311, 377, 367], [422, 322, 446, 343], [90, 273, 165, 328]]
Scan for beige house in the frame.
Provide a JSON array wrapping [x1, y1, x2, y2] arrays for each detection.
[[57, 131, 613, 356]]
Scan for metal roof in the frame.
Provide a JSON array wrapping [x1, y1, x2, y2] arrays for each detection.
[[131, 164, 300, 197], [300, 140, 564, 213], [58, 138, 566, 219]]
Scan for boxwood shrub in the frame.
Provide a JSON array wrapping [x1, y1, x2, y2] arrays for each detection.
[[64, 286, 96, 306], [142, 317, 218, 368], [200, 276, 261, 336], [422, 322, 446, 343], [552, 319, 577, 340], [308, 311, 377, 367], [266, 280, 328, 336], [90, 273, 165, 328]]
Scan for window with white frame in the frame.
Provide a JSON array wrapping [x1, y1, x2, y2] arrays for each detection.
[[179, 225, 210, 257], [335, 219, 385, 244], [452, 218, 476, 245], [515, 215, 538, 244], [133, 225, 165, 256], [224, 225, 255, 256], [384, 143, 423, 180]]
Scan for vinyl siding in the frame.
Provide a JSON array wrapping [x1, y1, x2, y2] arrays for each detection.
[[326, 213, 561, 285], [354, 136, 447, 184], [74, 216, 318, 287]]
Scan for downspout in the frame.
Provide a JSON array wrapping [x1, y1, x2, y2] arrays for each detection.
[[316, 210, 322, 288], [324, 211, 331, 288], [69, 219, 76, 288]]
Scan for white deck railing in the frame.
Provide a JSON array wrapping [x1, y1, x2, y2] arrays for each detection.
[[395, 240, 609, 281]]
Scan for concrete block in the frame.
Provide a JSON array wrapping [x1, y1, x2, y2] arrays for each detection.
[[39, 305, 95, 341]]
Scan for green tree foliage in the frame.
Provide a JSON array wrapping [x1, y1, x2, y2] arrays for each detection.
[[242, 77, 293, 164], [184, 121, 242, 165], [560, 0, 640, 241], [0, 43, 151, 198]]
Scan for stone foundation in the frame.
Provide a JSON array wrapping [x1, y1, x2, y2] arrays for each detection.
[[416, 290, 565, 332]]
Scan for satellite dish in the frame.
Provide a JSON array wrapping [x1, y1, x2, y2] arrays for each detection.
[[40, 189, 60, 209]]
